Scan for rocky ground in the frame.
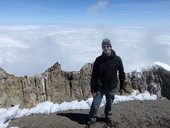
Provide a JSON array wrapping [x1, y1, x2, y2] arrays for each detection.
[[9, 99, 170, 128]]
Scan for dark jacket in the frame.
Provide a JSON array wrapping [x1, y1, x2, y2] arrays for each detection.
[[90, 50, 125, 93]]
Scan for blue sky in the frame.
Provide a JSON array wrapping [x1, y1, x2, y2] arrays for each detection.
[[0, 0, 170, 26]]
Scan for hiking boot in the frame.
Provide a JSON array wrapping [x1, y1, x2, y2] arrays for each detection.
[[85, 122, 91, 128], [86, 120, 95, 128], [106, 120, 114, 127]]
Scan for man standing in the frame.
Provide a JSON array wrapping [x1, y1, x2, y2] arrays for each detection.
[[87, 38, 125, 127]]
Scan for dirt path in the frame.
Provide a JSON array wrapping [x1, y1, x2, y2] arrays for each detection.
[[9, 99, 170, 128]]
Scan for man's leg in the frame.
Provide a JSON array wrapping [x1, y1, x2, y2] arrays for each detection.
[[88, 90, 103, 124], [104, 89, 115, 122]]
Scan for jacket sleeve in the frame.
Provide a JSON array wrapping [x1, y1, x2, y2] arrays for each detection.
[[118, 57, 125, 90], [90, 58, 99, 93]]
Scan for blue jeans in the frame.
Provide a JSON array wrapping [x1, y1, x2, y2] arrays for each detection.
[[88, 88, 116, 123]]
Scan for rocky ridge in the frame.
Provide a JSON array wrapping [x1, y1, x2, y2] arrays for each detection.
[[0, 62, 170, 108]]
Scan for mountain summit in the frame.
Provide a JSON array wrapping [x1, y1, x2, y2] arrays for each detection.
[[153, 61, 170, 71], [0, 62, 170, 108]]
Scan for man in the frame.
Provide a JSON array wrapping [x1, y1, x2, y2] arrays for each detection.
[[86, 38, 125, 127]]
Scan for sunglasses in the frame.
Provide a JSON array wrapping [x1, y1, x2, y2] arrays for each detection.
[[102, 45, 110, 48]]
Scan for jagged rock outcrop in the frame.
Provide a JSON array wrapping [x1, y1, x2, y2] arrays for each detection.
[[0, 62, 93, 108], [0, 62, 170, 108], [128, 65, 170, 99]]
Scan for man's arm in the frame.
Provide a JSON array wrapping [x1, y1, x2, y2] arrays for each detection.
[[90, 58, 99, 95], [118, 57, 125, 94]]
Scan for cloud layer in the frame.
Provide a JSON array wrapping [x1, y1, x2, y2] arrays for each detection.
[[0, 25, 170, 76]]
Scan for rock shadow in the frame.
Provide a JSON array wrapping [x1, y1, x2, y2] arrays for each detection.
[[57, 113, 105, 125]]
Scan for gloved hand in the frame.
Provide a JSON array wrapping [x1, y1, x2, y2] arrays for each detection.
[[119, 89, 124, 95]]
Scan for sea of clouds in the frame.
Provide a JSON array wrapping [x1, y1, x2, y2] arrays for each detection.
[[0, 25, 170, 76]]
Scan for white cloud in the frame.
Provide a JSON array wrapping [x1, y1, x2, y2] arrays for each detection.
[[156, 34, 170, 45], [87, 0, 109, 13], [0, 37, 27, 48], [0, 25, 170, 76]]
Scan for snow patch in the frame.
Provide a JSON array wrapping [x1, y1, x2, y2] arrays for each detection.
[[0, 90, 157, 128]]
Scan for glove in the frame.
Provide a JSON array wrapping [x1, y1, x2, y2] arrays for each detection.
[[119, 89, 124, 95]]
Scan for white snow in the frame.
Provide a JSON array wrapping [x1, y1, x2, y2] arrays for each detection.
[[153, 61, 170, 71], [134, 61, 170, 72], [0, 90, 157, 128]]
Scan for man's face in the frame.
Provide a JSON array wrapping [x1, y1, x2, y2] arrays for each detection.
[[102, 45, 112, 55]]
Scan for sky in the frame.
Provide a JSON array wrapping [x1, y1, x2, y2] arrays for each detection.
[[0, 90, 157, 128], [0, 0, 170, 76], [0, 0, 170, 26]]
